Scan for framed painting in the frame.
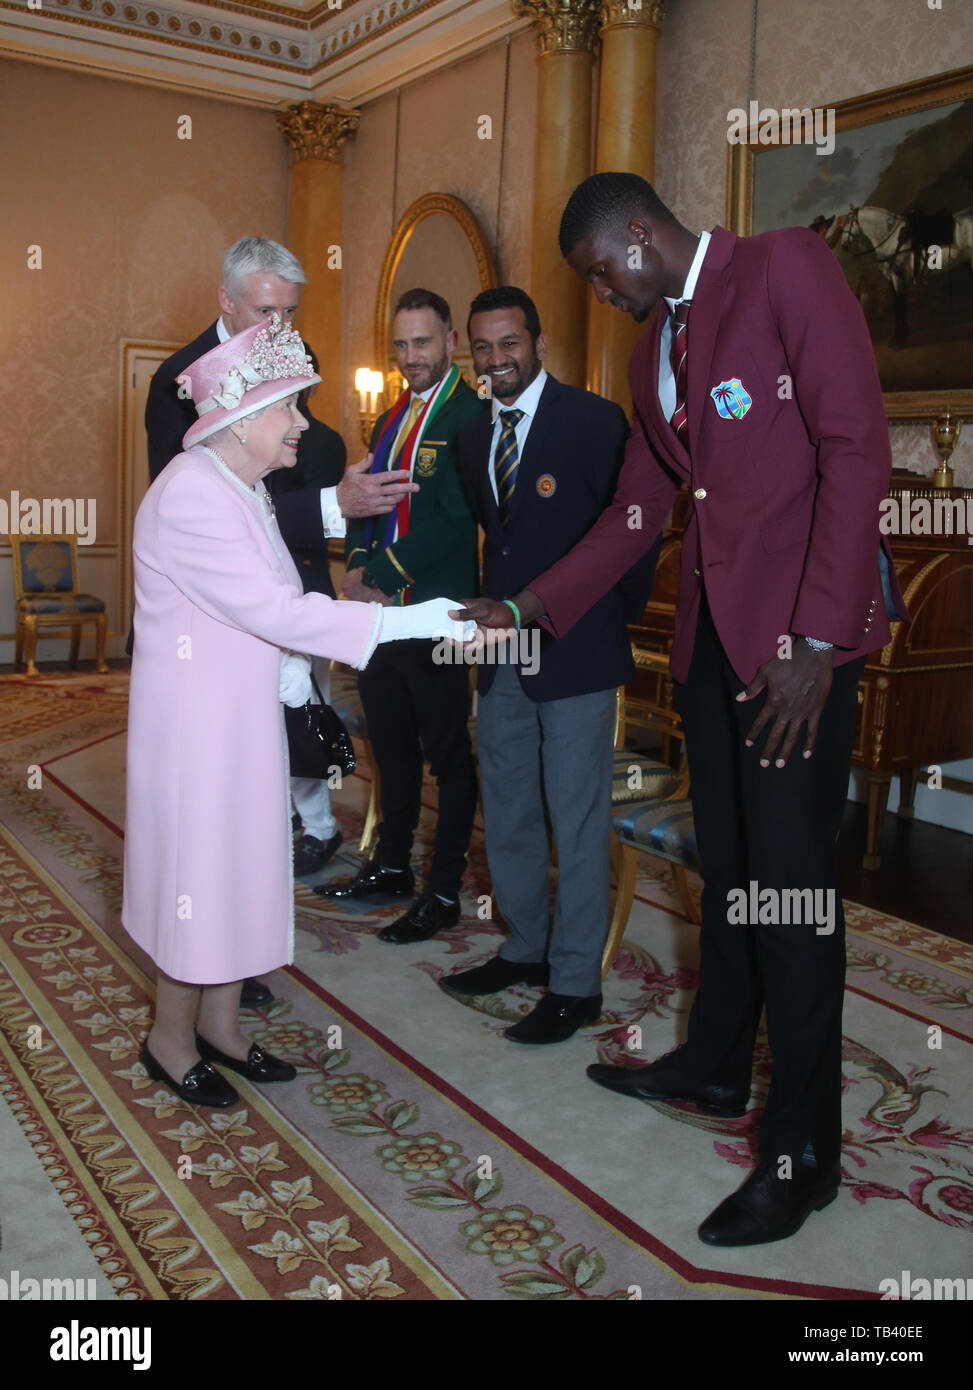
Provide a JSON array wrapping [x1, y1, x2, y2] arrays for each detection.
[[726, 65, 973, 420]]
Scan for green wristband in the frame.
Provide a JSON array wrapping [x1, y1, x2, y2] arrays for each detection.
[[501, 599, 521, 631]]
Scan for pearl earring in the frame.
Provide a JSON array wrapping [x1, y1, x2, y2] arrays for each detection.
[[240, 432, 247, 445]]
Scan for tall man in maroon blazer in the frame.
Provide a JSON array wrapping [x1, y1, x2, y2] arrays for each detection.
[[457, 173, 908, 1248]]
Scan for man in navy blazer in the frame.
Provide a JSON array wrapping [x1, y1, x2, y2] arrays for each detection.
[[145, 237, 415, 544], [440, 287, 658, 1044], [458, 175, 909, 1247]]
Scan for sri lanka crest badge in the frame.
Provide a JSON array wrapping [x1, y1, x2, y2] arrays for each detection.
[[710, 379, 753, 420]]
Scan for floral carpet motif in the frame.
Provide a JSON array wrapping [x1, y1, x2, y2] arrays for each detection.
[[1, 672, 971, 1298]]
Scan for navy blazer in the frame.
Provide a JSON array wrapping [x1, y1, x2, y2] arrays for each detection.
[[144, 319, 332, 555], [458, 374, 660, 702]]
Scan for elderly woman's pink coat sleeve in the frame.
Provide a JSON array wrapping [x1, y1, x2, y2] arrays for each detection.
[[154, 469, 381, 670]]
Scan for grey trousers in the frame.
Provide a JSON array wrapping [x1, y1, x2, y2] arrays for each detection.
[[477, 661, 615, 997]]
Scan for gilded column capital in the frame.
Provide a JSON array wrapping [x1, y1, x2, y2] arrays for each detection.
[[512, 0, 602, 54], [276, 101, 360, 163], [599, 0, 664, 27]]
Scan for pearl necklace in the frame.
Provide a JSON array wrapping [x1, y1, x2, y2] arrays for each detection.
[[205, 445, 276, 521]]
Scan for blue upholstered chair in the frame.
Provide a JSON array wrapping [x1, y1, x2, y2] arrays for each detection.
[[328, 662, 382, 855], [11, 536, 109, 678], [602, 648, 701, 979]]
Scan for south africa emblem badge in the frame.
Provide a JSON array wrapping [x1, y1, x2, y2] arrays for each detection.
[[415, 448, 438, 477], [536, 474, 557, 498], [710, 378, 753, 420]]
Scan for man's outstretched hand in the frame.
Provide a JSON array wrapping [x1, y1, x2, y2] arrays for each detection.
[[736, 640, 835, 768], [336, 455, 418, 517], [451, 589, 543, 630]]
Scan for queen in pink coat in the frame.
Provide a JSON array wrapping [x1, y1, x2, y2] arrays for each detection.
[[123, 317, 472, 1108]]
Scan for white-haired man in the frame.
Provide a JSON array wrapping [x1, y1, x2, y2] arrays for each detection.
[[145, 237, 417, 1006]]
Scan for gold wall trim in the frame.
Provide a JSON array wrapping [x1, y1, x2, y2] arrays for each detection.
[[373, 193, 498, 371]]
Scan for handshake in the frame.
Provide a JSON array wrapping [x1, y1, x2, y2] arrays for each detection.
[[279, 599, 511, 706]]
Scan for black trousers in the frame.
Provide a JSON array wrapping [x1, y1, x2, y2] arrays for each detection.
[[673, 594, 864, 1170], [357, 639, 477, 899]]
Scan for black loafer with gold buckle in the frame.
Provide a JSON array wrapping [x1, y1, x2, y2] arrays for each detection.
[[140, 1039, 239, 1107], [195, 1033, 297, 1083]]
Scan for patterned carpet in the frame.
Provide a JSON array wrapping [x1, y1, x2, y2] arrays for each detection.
[[1, 671, 971, 1300]]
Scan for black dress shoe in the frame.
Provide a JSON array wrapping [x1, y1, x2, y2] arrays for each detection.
[[698, 1160, 842, 1246], [378, 893, 461, 944], [240, 977, 274, 1007], [140, 1039, 239, 1107], [315, 860, 415, 901], [586, 1052, 749, 1116], [293, 831, 343, 876], [195, 1033, 297, 1083], [505, 992, 602, 1044], [440, 954, 550, 997]]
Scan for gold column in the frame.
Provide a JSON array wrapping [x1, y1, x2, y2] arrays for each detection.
[[514, 0, 601, 387], [276, 102, 359, 427], [587, 0, 665, 411]]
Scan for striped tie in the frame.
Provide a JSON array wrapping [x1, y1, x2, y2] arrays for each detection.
[[669, 299, 691, 448], [494, 408, 524, 524], [392, 396, 424, 467]]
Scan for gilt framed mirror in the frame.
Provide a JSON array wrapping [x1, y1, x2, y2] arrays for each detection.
[[375, 193, 498, 397]]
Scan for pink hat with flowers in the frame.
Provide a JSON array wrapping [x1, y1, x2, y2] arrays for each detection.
[[178, 313, 321, 450]]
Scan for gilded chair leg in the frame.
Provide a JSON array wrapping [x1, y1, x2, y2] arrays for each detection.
[[24, 617, 39, 677], [95, 614, 109, 673], [15, 622, 24, 670], [69, 624, 81, 668], [602, 842, 637, 980], [671, 864, 700, 924], [359, 740, 381, 858]]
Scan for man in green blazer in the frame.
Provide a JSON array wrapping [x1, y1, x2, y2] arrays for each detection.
[[318, 288, 485, 944]]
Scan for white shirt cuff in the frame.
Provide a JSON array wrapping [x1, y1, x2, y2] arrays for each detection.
[[321, 486, 345, 538]]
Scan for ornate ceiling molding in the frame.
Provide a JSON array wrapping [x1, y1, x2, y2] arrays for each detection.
[[0, 0, 531, 105]]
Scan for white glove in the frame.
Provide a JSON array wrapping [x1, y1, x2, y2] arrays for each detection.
[[279, 651, 312, 707], [378, 598, 477, 645]]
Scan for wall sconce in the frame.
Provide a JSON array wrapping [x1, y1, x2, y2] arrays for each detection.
[[355, 368, 384, 447], [931, 410, 963, 490]]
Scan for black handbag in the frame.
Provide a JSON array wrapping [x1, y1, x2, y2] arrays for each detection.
[[284, 673, 356, 779]]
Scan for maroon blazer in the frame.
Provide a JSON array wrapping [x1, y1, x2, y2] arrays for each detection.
[[530, 226, 908, 685]]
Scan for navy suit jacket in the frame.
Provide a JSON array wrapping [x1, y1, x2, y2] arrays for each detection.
[[144, 320, 334, 555], [458, 374, 660, 702]]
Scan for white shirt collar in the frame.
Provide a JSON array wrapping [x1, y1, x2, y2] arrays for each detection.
[[216, 316, 230, 343], [411, 379, 440, 405], [663, 230, 712, 315], [491, 366, 548, 423]]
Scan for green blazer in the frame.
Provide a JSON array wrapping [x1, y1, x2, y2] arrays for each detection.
[[346, 374, 485, 604]]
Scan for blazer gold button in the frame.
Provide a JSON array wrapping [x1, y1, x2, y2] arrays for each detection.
[[694, 568, 701, 576], [694, 488, 707, 500]]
